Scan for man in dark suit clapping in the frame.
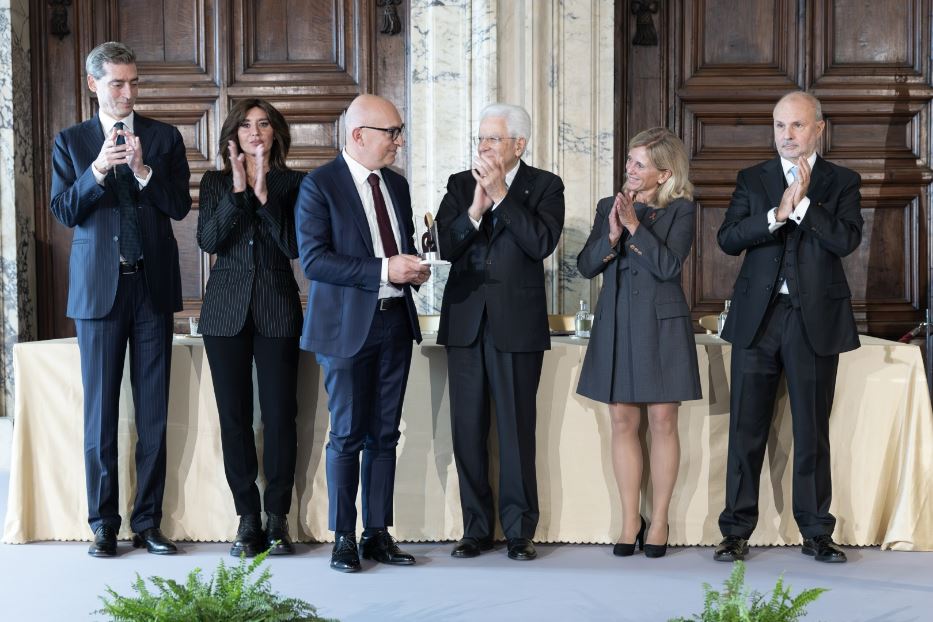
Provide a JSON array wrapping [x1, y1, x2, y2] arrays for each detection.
[[436, 103, 565, 561], [715, 91, 862, 564], [296, 94, 430, 573], [50, 41, 191, 557]]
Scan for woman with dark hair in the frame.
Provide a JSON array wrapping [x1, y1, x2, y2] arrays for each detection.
[[197, 99, 304, 557], [576, 127, 701, 559]]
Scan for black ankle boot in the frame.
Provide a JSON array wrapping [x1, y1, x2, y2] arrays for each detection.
[[265, 512, 294, 555], [230, 513, 264, 558]]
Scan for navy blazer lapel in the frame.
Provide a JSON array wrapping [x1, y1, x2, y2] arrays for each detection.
[[333, 156, 376, 257], [759, 157, 786, 209]]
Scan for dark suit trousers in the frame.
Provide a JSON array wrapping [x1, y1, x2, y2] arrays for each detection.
[[719, 295, 838, 539], [75, 270, 173, 533], [202, 315, 299, 516], [447, 316, 543, 540], [316, 304, 413, 533]]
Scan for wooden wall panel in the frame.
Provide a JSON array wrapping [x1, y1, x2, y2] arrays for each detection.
[[32, 0, 401, 338], [617, 0, 933, 340]]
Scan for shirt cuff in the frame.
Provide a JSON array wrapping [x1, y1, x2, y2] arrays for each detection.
[[790, 196, 810, 224], [380, 258, 389, 285], [135, 165, 152, 188], [767, 207, 786, 234], [92, 164, 107, 186], [469, 215, 482, 230]]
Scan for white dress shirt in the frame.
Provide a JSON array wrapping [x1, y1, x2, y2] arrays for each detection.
[[469, 161, 521, 230], [342, 149, 403, 298], [93, 110, 152, 188], [767, 152, 817, 293]]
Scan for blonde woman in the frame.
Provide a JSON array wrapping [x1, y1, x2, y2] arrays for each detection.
[[576, 127, 701, 558]]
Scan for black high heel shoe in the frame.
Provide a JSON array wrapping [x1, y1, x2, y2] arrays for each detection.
[[613, 516, 646, 557], [644, 523, 669, 558]]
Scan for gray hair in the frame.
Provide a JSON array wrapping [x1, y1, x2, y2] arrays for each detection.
[[776, 90, 823, 121], [480, 103, 532, 142], [86, 42, 136, 79]]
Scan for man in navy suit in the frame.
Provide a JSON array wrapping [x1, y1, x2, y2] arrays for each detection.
[[50, 42, 191, 557], [714, 91, 861, 564], [296, 94, 430, 572]]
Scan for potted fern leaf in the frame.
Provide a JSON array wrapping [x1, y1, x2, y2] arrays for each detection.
[[96, 548, 336, 622], [669, 560, 826, 622]]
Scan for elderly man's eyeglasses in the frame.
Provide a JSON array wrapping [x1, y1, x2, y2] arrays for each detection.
[[474, 136, 518, 146], [359, 124, 405, 141]]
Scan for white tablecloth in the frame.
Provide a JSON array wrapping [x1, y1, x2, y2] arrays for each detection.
[[4, 334, 932, 549]]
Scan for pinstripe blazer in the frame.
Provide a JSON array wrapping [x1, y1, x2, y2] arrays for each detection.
[[50, 114, 191, 319], [197, 168, 305, 337]]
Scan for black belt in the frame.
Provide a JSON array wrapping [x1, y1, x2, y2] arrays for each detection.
[[377, 297, 403, 311], [119, 258, 143, 275]]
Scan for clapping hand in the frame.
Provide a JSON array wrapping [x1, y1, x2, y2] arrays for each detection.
[[471, 152, 508, 204], [94, 127, 146, 178], [468, 177, 494, 223], [228, 140, 248, 192], [252, 143, 267, 205]]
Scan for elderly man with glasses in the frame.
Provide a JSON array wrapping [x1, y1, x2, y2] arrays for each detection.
[[435, 103, 565, 561]]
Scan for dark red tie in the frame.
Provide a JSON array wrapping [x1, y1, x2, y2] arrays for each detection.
[[367, 173, 399, 257]]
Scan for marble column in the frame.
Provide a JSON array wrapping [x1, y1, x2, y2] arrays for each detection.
[[0, 0, 36, 419], [408, 0, 614, 315]]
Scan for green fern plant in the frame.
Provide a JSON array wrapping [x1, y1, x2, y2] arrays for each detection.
[[669, 561, 827, 622], [96, 548, 337, 622]]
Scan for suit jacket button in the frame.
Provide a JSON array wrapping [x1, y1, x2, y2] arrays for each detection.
[[773, 257, 779, 262], [633, 289, 639, 295], [632, 269, 638, 275], [486, 260, 492, 265], [766, 284, 772, 290], [113, 236, 118, 241]]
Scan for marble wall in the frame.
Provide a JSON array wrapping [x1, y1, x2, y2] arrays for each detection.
[[0, 0, 35, 419], [408, 0, 615, 315]]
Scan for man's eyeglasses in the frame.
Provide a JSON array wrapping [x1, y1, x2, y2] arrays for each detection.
[[359, 124, 405, 141], [474, 136, 518, 146]]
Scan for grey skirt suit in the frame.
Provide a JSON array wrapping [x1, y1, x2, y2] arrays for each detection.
[[576, 197, 701, 404]]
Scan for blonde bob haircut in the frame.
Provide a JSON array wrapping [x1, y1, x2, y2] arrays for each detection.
[[628, 127, 693, 209]]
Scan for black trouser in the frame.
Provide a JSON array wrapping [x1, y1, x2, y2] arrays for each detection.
[[719, 295, 838, 539], [203, 315, 299, 516], [447, 316, 543, 541]]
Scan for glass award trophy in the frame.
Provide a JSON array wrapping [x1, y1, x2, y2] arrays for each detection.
[[420, 212, 450, 265]]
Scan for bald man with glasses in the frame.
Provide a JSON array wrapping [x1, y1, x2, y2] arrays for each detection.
[[435, 103, 565, 561]]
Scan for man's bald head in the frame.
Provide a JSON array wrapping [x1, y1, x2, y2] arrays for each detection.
[[344, 95, 404, 170]]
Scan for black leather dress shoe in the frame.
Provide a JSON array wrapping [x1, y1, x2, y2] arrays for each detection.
[[265, 513, 294, 555], [132, 528, 178, 555], [360, 530, 415, 565], [507, 538, 537, 561], [230, 514, 264, 558], [88, 525, 118, 558], [451, 537, 494, 558], [714, 535, 749, 562], [331, 533, 361, 572], [802, 534, 847, 563]]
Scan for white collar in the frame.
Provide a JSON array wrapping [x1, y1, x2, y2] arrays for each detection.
[[505, 161, 521, 187], [342, 149, 382, 187], [781, 152, 817, 176], [98, 110, 135, 135]]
